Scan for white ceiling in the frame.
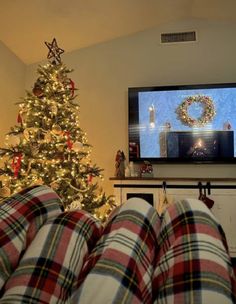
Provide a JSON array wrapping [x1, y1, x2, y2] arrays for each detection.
[[0, 0, 236, 64]]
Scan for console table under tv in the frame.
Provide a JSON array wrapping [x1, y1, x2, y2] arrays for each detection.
[[110, 177, 236, 258]]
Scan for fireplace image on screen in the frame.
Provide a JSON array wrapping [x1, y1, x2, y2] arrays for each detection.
[[165, 130, 234, 159]]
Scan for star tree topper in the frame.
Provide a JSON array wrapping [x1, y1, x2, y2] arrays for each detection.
[[45, 38, 64, 63]]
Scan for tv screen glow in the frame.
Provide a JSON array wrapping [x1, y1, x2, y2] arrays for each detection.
[[128, 83, 236, 163]]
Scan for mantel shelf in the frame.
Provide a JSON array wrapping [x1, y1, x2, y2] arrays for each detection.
[[110, 176, 236, 257], [110, 177, 236, 182]]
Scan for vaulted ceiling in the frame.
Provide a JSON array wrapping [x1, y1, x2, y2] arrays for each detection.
[[0, 0, 236, 64]]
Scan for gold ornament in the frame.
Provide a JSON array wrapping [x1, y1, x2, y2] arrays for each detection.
[[176, 95, 216, 127], [51, 124, 62, 135], [30, 143, 39, 156], [51, 104, 58, 115], [50, 181, 60, 190], [23, 129, 31, 141], [0, 186, 11, 197], [31, 178, 43, 187], [44, 131, 52, 143], [31, 169, 38, 175], [70, 200, 82, 209], [57, 144, 64, 152], [26, 160, 33, 174], [68, 193, 84, 210], [72, 141, 83, 152]]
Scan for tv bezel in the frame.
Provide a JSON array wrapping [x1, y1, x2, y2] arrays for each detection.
[[128, 82, 236, 164]]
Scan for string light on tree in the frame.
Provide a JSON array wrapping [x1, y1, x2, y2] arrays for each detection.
[[0, 38, 115, 221]]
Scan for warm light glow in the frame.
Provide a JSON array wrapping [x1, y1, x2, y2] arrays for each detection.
[[149, 104, 155, 128], [196, 138, 203, 148], [0, 61, 114, 221]]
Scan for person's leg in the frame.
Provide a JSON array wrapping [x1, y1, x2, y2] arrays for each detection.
[[153, 199, 236, 304], [71, 198, 161, 304], [0, 185, 62, 290], [1, 210, 102, 303]]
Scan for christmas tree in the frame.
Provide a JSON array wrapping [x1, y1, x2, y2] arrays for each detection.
[[0, 38, 114, 220]]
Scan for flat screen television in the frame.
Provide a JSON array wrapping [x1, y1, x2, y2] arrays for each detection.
[[128, 83, 236, 163]]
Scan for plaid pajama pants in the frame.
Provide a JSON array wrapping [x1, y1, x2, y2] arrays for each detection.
[[1, 210, 103, 303], [153, 198, 236, 304], [71, 197, 161, 304], [71, 198, 235, 304], [0, 185, 63, 291], [0, 194, 235, 303]]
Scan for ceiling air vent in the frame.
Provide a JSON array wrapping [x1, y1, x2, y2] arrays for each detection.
[[161, 31, 196, 43]]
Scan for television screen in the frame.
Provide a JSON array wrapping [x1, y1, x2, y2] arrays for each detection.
[[128, 83, 236, 163]]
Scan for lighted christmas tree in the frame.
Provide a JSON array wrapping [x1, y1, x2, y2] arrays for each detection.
[[0, 38, 114, 219]]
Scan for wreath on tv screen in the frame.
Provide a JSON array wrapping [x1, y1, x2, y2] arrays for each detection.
[[176, 95, 216, 127]]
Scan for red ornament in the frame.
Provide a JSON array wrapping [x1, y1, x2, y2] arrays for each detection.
[[69, 79, 75, 97], [17, 113, 22, 124], [12, 153, 22, 178], [33, 84, 44, 98], [87, 174, 93, 184], [64, 131, 73, 149]]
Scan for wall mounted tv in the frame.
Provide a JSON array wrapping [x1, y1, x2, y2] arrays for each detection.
[[128, 83, 236, 164]]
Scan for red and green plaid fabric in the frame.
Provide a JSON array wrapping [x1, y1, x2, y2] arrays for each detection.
[[71, 197, 161, 304], [1, 210, 102, 303], [153, 198, 236, 303], [0, 185, 63, 291]]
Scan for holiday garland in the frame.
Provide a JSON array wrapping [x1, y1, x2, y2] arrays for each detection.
[[176, 95, 216, 127]]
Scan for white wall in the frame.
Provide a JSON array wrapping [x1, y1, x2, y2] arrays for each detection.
[[25, 19, 236, 195], [0, 41, 25, 144]]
